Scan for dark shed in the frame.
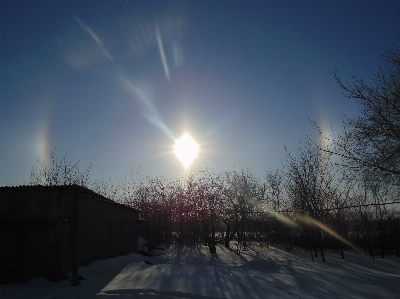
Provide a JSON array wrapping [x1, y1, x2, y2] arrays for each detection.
[[0, 185, 139, 284]]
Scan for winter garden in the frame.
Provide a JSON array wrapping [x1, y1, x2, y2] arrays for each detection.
[[3, 10, 400, 298]]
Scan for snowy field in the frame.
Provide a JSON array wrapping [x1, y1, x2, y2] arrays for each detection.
[[1, 242, 399, 299]]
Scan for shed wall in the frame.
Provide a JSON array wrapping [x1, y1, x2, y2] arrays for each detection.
[[0, 185, 138, 284]]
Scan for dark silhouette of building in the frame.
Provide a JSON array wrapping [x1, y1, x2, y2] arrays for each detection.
[[0, 185, 139, 284]]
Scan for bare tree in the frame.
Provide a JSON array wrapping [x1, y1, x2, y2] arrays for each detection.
[[264, 168, 289, 246], [220, 169, 263, 250], [321, 32, 400, 182], [29, 150, 92, 187], [324, 167, 357, 259], [285, 140, 334, 262], [195, 170, 224, 253]]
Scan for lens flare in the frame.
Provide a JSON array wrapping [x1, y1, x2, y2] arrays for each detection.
[[268, 211, 301, 229], [74, 15, 114, 62], [156, 26, 170, 81], [37, 123, 51, 169], [295, 213, 358, 250], [120, 75, 174, 140], [174, 133, 199, 169]]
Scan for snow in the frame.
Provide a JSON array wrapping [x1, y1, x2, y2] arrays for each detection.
[[138, 237, 149, 254], [1, 242, 399, 299]]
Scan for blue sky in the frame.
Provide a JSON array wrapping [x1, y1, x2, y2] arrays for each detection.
[[1, 0, 399, 185]]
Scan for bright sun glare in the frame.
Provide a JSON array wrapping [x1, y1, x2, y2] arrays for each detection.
[[174, 133, 199, 169]]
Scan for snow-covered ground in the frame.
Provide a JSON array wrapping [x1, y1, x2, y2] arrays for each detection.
[[1, 242, 399, 299]]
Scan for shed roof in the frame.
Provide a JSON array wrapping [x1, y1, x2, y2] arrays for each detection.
[[0, 184, 140, 213]]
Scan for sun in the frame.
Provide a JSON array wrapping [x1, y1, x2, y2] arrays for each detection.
[[174, 133, 199, 169]]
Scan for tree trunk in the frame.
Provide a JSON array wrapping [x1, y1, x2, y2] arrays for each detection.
[[243, 217, 247, 249], [320, 230, 326, 262], [321, 247, 326, 262], [209, 212, 216, 254], [224, 222, 231, 248], [373, 202, 385, 259], [337, 210, 345, 259], [313, 228, 319, 257]]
